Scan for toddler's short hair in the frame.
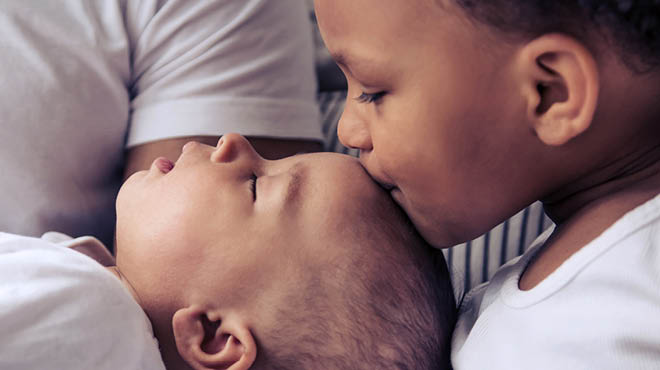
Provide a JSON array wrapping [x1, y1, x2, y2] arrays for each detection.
[[450, 0, 660, 71], [252, 193, 456, 370]]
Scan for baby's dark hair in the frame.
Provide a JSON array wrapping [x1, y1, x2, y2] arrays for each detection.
[[451, 0, 660, 71], [252, 190, 456, 370]]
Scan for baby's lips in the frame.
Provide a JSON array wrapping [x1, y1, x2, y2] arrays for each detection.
[[154, 157, 174, 174]]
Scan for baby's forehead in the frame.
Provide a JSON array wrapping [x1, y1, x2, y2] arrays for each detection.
[[294, 152, 399, 230], [296, 152, 379, 192], [294, 152, 363, 177]]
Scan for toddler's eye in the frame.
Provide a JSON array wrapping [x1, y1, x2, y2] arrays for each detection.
[[249, 174, 257, 201], [355, 91, 386, 104]]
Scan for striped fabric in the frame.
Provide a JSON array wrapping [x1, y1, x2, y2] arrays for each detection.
[[445, 202, 553, 298], [316, 90, 554, 295]]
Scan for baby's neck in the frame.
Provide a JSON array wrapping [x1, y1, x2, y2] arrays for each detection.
[[105, 266, 143, 306], [67, 239, 144, 305]]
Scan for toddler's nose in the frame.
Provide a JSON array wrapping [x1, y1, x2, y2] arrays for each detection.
[[211, 133, 257, 163], [337, 109, 373, 151]]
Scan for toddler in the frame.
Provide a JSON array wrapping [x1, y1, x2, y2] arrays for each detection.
[[0, 134, 455, 370], [314, 0, 660, 369]]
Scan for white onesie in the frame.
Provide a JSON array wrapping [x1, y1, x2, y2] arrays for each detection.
[[0, 232, 165, 370], [452, 194, 660, 370]]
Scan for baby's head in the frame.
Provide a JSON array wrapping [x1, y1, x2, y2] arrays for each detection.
[[315, 0, 660, 247], [115, 134, 455, 369]]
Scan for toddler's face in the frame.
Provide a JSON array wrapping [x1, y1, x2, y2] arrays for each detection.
[[315, 0, 538, 247], [115, 134, 386, 313]]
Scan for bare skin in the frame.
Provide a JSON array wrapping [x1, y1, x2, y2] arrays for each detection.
[[314, 0, 660, 291], [522, 146, 660, 289], [117, 134, 390, 369], [124, 136, 322, 180], [521, 49, 660, 289]]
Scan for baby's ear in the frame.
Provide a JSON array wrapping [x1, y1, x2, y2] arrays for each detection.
[[516, 33, 599, 146], [172, 306, 257, 370]]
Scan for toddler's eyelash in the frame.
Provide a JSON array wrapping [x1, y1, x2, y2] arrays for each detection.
[[249, 174, 257, 201], [355, 91, 386, 104]]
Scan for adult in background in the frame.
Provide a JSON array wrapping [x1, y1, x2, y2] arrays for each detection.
[[0, 0, 322, 247]]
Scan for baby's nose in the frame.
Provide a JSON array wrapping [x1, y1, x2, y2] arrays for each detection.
[[211, 133, 255, 163]]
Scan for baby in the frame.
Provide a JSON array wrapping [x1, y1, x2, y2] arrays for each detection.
[[0, 134, 455, 370]]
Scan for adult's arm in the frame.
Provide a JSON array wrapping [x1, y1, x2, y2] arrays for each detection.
[[124, 0, 324, 176]]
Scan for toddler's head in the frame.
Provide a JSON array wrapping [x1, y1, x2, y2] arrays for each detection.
[[115, 134, 455, 370], [315, 0, 660, 247]]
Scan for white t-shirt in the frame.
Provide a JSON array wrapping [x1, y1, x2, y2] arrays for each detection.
[[0, 232, 165, 369], [0, 0, 322, 246], [452, 194, 660, 370]]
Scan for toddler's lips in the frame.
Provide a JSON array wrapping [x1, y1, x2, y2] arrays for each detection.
[[154, 157, 174, 174], [373, 178, 396, 192]]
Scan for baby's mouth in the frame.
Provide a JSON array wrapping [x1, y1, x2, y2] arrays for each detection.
[[154, 157, 174, 174]]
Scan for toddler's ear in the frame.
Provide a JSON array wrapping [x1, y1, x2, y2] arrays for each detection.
[[516, 33, 599, 146], [172, 306, 257, 370]]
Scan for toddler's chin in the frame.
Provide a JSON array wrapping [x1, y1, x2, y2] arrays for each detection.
[[409, 213, 475, 249]]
